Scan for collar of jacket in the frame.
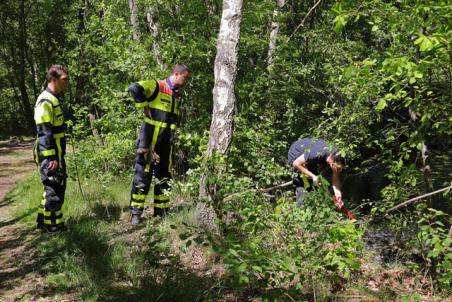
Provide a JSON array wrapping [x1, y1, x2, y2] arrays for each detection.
[[166, 78, 181, 97]]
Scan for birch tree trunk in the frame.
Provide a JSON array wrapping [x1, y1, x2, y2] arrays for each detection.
[[129, 0, 140, 41], [197, 0, 243, 229], [267, 0, 285, 70], [146, 6, 165, 71]]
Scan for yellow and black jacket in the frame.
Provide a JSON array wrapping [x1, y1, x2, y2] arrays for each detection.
[[33, 89, 66, 164], [128, 78, 181, 130]]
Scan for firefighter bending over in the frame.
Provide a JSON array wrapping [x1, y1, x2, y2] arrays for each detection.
[[288, 138, 345, 209], [128, 64, 190, 225]]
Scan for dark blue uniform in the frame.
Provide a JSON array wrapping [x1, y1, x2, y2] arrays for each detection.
[[288, 138, 336, 207]]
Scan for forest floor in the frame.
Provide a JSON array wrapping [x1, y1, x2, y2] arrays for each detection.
[[0, 138, 448, 301], [0, 138, 223, 301], [0, 138, 79, 301]]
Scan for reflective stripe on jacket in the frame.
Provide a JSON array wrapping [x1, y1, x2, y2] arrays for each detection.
[[128, 79, 180, 128]]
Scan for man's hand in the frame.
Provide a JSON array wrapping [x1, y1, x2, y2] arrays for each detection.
[[312, 175, 320, 186], [144, 106, 152, 118], [150, 151, 160, 165], [48, 160, 58, 171], [334, 196, 344, 209]]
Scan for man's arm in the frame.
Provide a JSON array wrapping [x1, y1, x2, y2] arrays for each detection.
[[35, 100, 58, 170], [331, 170, 343, 208], [128, 80, 159, 118], [293, 154, 319, 185]]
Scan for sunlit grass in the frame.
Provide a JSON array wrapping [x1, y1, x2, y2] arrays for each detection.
[[5, 171, 225, 301]]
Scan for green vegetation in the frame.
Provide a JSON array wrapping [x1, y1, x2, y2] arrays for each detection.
[[4, 169, 449, 300], [0, 0, 450, 300]]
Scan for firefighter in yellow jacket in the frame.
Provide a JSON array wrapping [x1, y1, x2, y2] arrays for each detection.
[[33, 65, 69, 233], [128, 64, 190, 224]]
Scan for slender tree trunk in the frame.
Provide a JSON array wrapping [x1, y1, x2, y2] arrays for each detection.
[[197, 0, 243, 228], [88, 113, 104, 145], [129, 0, 140, 41], [409, 109, 434, 203], [75, 4, 87, 106], [205, 0, 219, 37], [18, 0, 33, 129], [26, 52, 38, 100], [267, 0, 285, 70], [146, 6, 165, 71], [206, 0, 217, 17], [410, 28, 434, 204]]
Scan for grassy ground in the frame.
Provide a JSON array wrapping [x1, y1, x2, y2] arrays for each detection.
[[3, 171, 450, 301], [4, 173, 233, 301]]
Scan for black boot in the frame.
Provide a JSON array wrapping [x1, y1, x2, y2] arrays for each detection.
[[131, 214, 141, 225]]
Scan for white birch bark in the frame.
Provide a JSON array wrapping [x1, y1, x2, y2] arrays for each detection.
[[206, 0, 243, 158], [198, 0, 243, 226], [129, 0, 140, 41], [146, 6, 165, 71], [267, 0, 285, 69]]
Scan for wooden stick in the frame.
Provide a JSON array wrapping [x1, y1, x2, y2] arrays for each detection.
[[385, 184, 452, 214], [258, 181, 293, 193]]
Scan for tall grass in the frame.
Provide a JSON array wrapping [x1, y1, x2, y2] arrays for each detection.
[[5, 172, 225, 301]]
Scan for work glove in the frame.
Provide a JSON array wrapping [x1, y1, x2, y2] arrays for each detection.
[[41, 160, 66, 186], [48, 169, 67, 186]]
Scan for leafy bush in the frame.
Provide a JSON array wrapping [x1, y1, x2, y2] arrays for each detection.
[[197, 173, 364, 295], [417, 208, 452, 291]]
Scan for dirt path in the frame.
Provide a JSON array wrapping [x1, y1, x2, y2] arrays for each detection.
[[0, 139, 51, 301]]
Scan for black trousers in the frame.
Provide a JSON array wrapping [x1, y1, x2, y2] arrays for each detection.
[[293, 175, 314, 208], [36, 158, 66, 229], [130, 124, 173, 217]]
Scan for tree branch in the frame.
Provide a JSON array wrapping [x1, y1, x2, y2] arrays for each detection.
[[385, 184, 452, 214], [287, 0, 322, 42]]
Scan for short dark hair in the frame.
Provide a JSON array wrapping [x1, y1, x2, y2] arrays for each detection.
[[171, 63, 189, 75], [46, 64, 68, 82], [331, 151, 346, 168]]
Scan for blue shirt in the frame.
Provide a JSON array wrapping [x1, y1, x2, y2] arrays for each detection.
[[288, 138, 336, 174]]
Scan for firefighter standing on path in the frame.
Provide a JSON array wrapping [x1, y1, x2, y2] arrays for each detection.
[[288, 138, 346, 209], [33, 65, 69, 233], [128, 64, 190, 224]]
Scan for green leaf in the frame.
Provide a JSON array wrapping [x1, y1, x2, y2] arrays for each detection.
[[239, 275, 249, 284], [414, 35, 433, 52], [376, 99, 387, 110], [252, 265, 263, 273], [334, 15, 347, 32], [237, 262, 247, 273]]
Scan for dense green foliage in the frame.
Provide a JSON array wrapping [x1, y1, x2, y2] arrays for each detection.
[[1, 0, 450, 298]]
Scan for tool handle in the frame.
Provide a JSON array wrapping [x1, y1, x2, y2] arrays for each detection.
[[332, 196, 357, 221]]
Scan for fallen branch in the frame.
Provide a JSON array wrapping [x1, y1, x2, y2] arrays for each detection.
[[222, 181, 291, 202], [258, 181, 293, 193], [385, 183, 452, 214]]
